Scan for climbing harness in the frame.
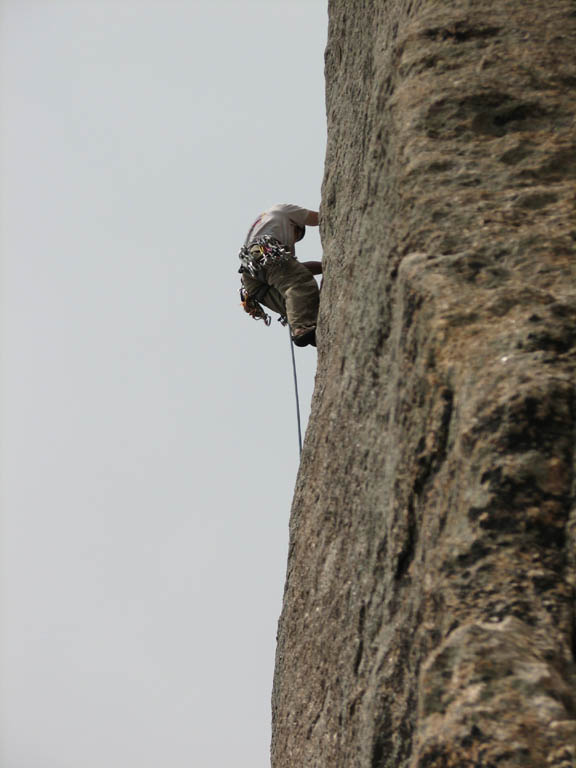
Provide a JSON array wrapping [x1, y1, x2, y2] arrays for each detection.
[[238, 236, 294, 326], [289, 327, 303, 457], [238, 239, 293, 326], [238, 235, 294, 277]]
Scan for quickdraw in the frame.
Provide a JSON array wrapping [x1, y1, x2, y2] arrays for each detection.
[[239, 287, 271, 326], [237, 235, 293, 277]]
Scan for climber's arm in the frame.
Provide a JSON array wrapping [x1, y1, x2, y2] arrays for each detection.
[[302, 261, 323, 275], [305, 211, 319, 226]]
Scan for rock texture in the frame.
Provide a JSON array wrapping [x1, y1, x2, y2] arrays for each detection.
[[272, 1, 576, 766]]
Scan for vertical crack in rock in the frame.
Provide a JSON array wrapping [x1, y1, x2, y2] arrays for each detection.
[[272, 1, 576, 766]]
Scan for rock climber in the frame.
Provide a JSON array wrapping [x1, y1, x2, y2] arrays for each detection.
[[238, 203, 322, 347]]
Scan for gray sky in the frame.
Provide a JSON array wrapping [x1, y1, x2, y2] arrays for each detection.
[[0, 2, 327, 765]]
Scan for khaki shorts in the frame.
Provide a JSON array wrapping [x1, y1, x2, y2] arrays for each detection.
[[241, 249, 319, 329]]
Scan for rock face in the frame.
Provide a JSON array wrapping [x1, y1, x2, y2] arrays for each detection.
[[272, 1, 576, 766]]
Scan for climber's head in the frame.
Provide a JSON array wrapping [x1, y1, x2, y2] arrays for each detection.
[[294, 224, 306, 242]]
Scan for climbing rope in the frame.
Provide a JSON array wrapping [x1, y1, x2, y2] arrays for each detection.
[[289, 327, 303, 457]]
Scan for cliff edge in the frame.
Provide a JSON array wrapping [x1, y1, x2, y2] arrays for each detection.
[[272, 1, 576, 766]]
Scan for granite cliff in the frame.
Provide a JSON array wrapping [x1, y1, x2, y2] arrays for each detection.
[[272, 1, 576, 766]]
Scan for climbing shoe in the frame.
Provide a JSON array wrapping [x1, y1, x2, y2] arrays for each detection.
[[291, 327, 316, 347]]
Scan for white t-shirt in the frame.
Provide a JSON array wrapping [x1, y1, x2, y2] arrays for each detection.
[[244, 204, 309, 257]]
